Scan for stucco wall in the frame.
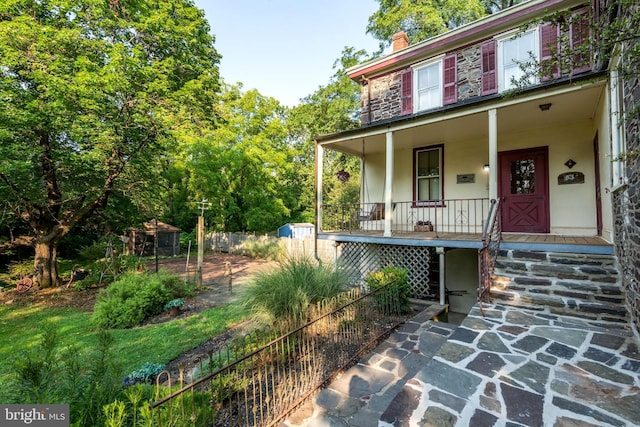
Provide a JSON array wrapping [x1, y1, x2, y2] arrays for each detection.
[[594, 84, 614, 242], [362, 119, 600, 235]]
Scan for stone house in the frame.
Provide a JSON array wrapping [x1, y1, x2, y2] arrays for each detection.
[[314, 0, 637, 331]]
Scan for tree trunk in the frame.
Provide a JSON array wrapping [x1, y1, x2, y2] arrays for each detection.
[[34, 241, 59, 288]]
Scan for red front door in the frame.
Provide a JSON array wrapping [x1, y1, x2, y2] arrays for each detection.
[[499, 147, 550, 233]]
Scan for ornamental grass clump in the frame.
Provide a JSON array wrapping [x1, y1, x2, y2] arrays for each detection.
[[241, 256, 351, 326]]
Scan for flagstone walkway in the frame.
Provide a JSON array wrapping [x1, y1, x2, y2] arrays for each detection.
[[284, 303, 640, 427]]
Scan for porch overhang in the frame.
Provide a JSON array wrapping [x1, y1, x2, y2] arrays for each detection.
[[315, 73, 607, 157]]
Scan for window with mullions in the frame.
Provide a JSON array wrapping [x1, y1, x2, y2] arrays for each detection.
[[413, 59, 442, 112], [610, 64, 627, 186], [415, 146, 443, 204], [498, 28, 539, 92]]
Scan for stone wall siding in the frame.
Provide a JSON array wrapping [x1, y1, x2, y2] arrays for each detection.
[[457, 44, 482, 100], [361, 42, 483, 125], [612, 1, 640, 334], [360, 70, 403, 124]]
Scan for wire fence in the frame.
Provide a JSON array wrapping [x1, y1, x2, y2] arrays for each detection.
[[147, 283, 408, 426]]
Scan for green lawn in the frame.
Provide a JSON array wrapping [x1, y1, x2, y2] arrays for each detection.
[[0, 301, 247, 385]]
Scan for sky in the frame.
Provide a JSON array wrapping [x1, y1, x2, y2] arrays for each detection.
[[193, 0, 384, 107]]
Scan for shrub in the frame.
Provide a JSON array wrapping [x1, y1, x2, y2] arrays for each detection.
[[123, 362, 166, 386], [240, 256, 350, 326], [92, 270, 191, 329], [235, 235, 285, 261], [77, 240, 109, 264], [5, 324, 122, 426], [364, 266, 411, 314], [163, 298, 185, 311]]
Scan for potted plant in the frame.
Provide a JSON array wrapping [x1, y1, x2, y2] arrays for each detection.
[[414, 220, 434, 232], [164, 298, 185, 317]]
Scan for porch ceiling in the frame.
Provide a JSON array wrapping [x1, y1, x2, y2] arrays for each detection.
[[322, 81, 606, 157]]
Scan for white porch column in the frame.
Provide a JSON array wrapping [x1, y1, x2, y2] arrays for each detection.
[[488, 109, 498, 200], [316, 143, 324, 232], [384, 130, 394, 237]]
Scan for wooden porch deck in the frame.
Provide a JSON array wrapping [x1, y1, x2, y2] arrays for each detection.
[[318, 230, 613, 254]]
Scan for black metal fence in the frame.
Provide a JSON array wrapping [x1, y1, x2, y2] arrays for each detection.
[[321, 198, 491, 234], [147, 283, 408, 426]]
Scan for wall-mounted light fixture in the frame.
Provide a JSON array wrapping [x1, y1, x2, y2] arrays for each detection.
[[483, 164, 490, 172], [539, 103, 552, 111]]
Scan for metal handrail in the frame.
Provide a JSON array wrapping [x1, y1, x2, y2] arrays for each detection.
[[478, 199, 502, 315]]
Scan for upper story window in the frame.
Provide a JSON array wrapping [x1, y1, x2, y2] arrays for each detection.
[[413, 59, 442, 112], [395, 9, 591, 118], [498, 28, 539, 92], [402, 54, 457, 115], [414, 145, 443, 204]]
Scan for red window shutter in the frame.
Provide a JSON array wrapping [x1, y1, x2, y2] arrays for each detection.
[[481, 40, 497, 95], [570, 12, 591, 74], [540, 23, 559, 80], [443, 53, 457, 105], [401, 69, 413, 115]]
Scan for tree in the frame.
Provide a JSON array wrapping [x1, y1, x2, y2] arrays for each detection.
[[366, 0, 525, 48], [287, 48, 371, 215], [185, 85, 295, 232], [0, 0, 220, 287]]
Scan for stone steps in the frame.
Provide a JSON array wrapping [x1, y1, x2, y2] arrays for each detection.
[[491, 249, 626, 323]]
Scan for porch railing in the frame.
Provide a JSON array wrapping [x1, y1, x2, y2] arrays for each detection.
[[321, 198, 491, 235], [478, 199, 502, 314], [147, 284, 408, 426]]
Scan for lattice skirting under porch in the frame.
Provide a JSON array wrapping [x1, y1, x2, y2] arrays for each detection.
[[338, 242, 435, 298]]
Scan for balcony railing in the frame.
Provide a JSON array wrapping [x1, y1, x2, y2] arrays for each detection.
[[321, 198, 491, 235]]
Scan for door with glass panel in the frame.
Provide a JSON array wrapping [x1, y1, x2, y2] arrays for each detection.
[[499, 146, 549, 233]]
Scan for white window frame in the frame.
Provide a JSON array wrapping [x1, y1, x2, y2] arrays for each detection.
[[497, 28, 539, 92], [609, 52, 627, 187], [412, 56, 444, 112]]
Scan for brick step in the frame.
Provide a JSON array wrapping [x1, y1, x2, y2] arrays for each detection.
[[491, 250, 626, 323]]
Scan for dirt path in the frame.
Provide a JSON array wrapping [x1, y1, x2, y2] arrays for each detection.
[[153, 253, 278, 307], [1, 254, 277, 312], [147, 254, 279, 382]]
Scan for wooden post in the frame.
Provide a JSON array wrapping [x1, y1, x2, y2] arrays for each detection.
[[226, 261, 232, 294], [197, 216, 204, 288], [196, 198, 211, 289]]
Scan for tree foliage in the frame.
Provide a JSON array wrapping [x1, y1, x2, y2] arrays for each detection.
[[183, 85, 296, 232], [366, 0, 525, 48], [288, 48, 370, 212], [0, 0, 220, 286]]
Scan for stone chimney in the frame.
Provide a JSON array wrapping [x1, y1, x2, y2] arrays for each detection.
[[392, 31, 410, 52]]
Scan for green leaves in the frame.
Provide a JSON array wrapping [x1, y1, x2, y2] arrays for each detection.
[[0, 0, 221, 283], [366, 0, 516, 48]]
